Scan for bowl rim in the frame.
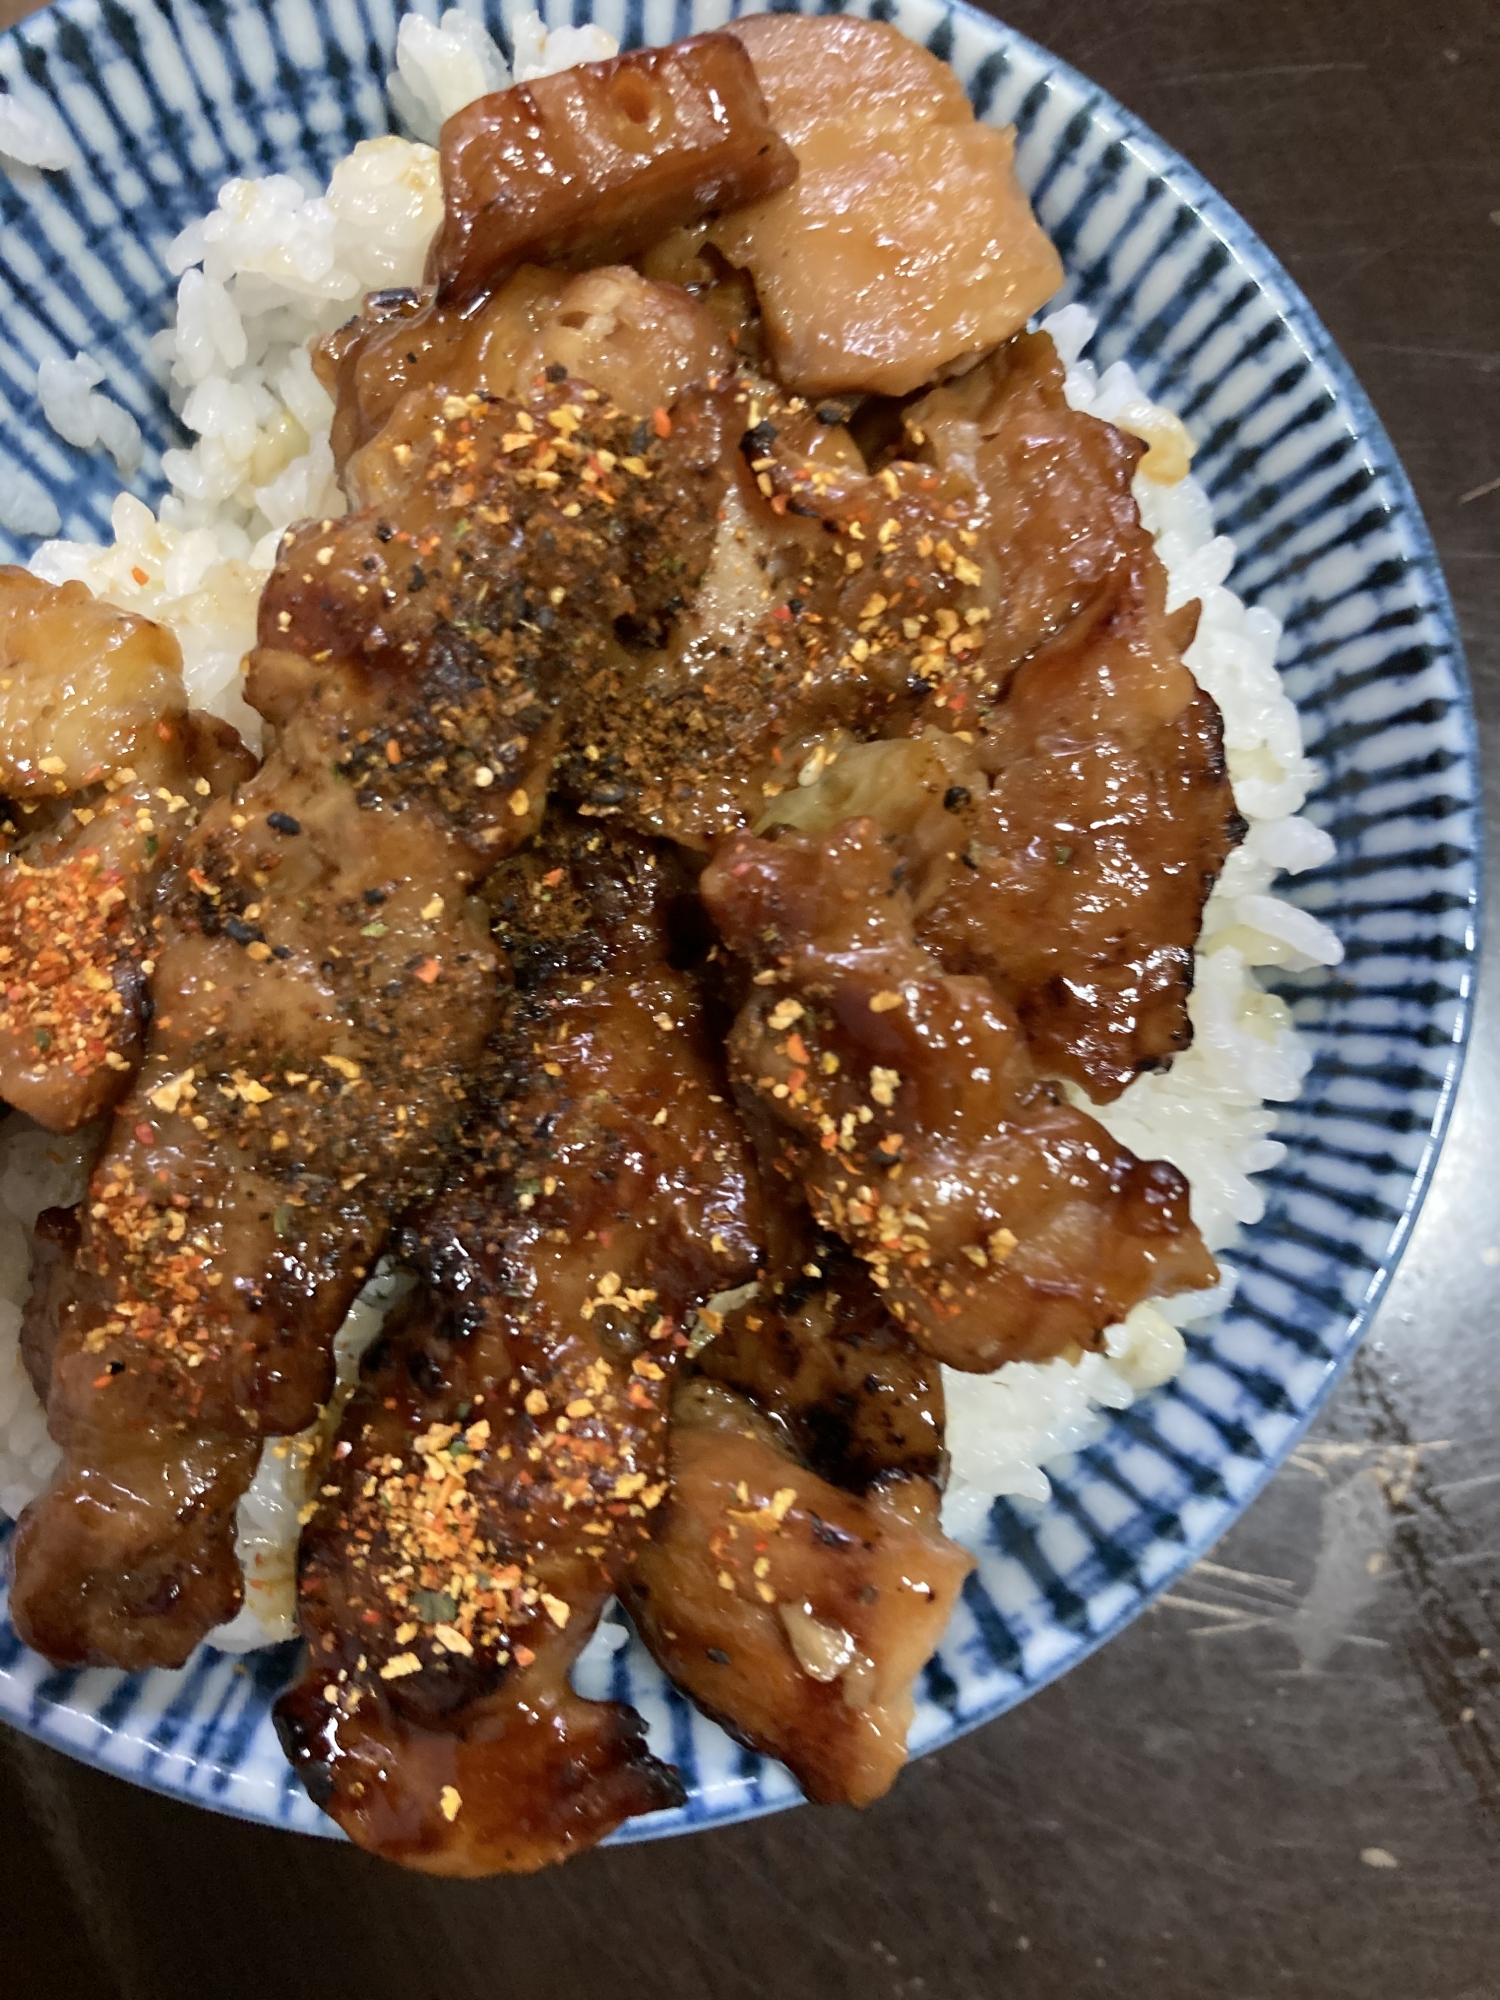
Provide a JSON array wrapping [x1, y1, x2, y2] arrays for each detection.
[[0, 0, 1482, 1844]]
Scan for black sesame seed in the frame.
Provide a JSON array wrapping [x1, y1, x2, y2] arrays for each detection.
[[943, 786, 971, 812], [363, 887, 388, 906], [740, 419, 779, 461], [266, 811, 302, 835], [223, 916, 262, 946], [706, 1647, 731, 1665], [545, 362, 568, 383]]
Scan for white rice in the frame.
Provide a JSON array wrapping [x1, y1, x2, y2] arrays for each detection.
[[0, 16, 1342, 1638], [0, 91, 72, 174], [37, 353, 143, 480]]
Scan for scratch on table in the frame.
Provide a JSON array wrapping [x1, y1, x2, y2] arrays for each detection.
[[1157, 60, 1368, 86], [1152, 1439, 1450, 1666], [1358, 340, 1500, 369]]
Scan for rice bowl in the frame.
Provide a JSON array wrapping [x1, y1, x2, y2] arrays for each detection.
[[0, 0, 1475, 1841]]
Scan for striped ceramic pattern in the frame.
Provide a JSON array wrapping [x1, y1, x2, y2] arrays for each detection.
[[0, 0, 1479, 1842]]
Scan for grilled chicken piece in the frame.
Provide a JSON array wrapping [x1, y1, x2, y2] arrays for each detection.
[[555, 391, 992, 849], [905, 330, 1158, 690], [756, 337, 1244, 1100], [692, 1142, 946, 1492], [707, 15, 1061, 396], [481, 806, 700, 990], [318, 264, 733, 471], [702, 816, 1218, 1372], [913, 572, 1242, 1100], [428, 35, 797, 311], [18, 1205, 100, 1404], [0, 570, 254, 1129], [763, 617, 1241, 1103], [278, 822, 760, 1873], [11, 384, 727, 1670], [623, 1381, 972, 1807], [694, 1234, 946, 1492]]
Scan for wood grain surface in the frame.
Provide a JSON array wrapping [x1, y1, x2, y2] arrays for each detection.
[[1, 2, 1496, 1994]]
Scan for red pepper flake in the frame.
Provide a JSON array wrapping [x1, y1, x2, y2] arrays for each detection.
[[651, 407, 672, 438], [131, 566, 149, 586], [386, 738, 402, 764], [134, 1122, 155, 1146], [772, 603, 792, 624], [413, 957, 441, 984]]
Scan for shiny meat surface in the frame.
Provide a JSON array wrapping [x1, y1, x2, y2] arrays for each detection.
[[19, 1205, 97, 1404], [707, 15, 1062, 395], [0, 569, 185, 798], [623, 1386, 972, 1807], [694, 1236, 947, 1490], [278, 830, 760, 1872], [763, 586, 1241, 1101], [278, 1281, 685, 1875], [555, 392, 992, 849], [754, 333, 1244, 1097], [914, 574, 1243, 1099], [906, 331, 1153, 688], [0, 572, 255, 1130], [482, 806, 699, 989], [11, 383, 724, 1669], [702, 817, 1218, 1371], [318, 265, 733, 472], [428, 36, 797, 310]]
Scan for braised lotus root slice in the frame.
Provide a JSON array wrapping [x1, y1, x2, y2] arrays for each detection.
[[623, 1383, 972, 1808], [707, 14, 1061, 396], [319, 263, 734, 471], [428, 34, 797, 310], [0, 569, 254, 1130], [702, 816, 1219, 1372]]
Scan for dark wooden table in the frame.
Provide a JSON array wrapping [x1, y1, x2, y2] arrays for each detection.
[[3, 3, 1497, 1994]]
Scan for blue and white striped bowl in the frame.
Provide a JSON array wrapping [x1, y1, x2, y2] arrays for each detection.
[[0, 0, 1479, 1841]]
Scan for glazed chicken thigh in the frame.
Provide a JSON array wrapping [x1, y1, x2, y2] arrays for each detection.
[[277, 818, 760, 1871], [0, 570, 253, 1132], [10, 382, 727, 1668]]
